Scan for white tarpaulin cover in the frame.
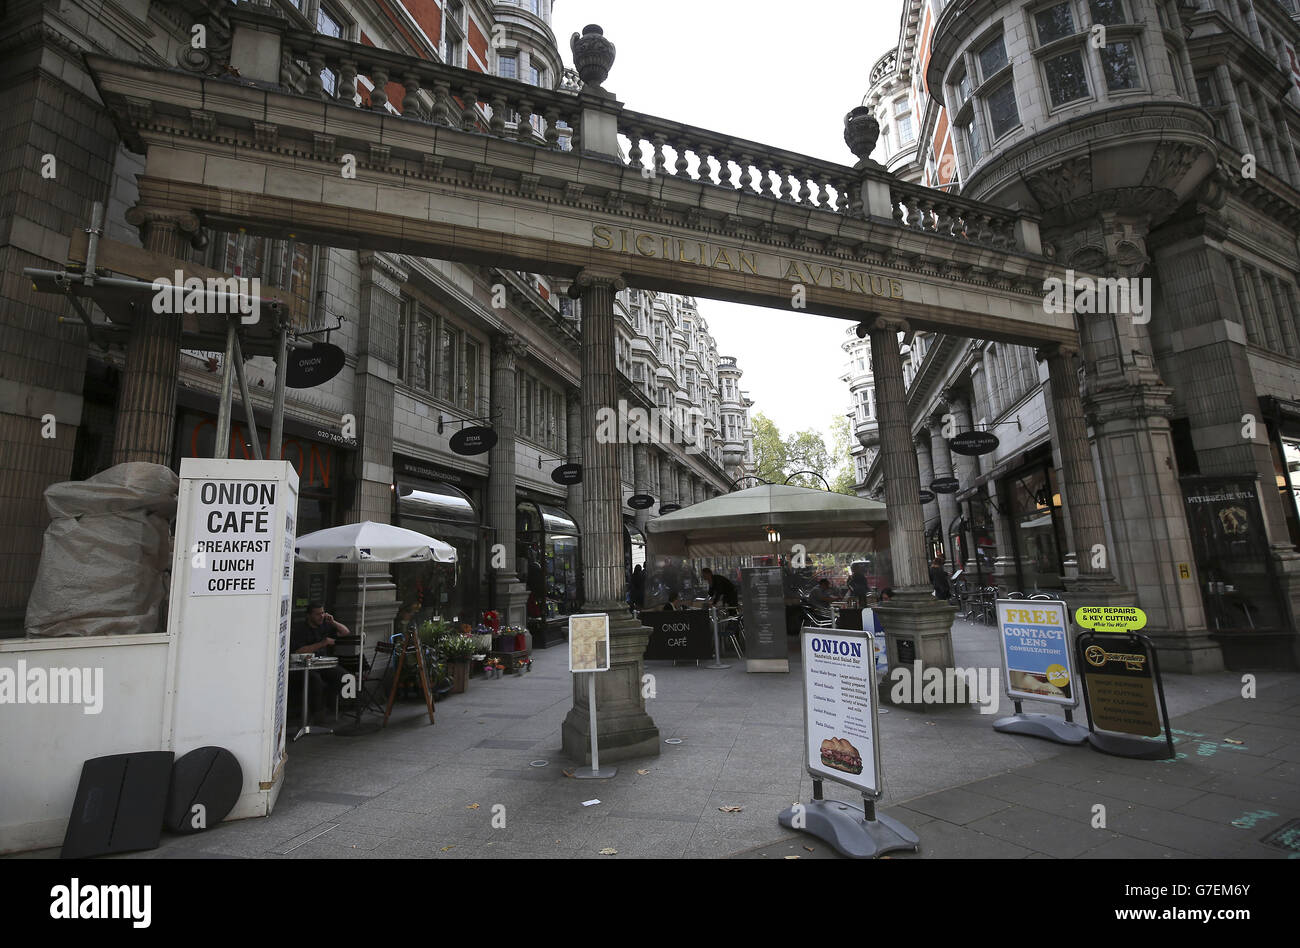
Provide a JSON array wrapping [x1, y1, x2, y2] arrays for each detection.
[[26, 462, 179, 637], [645, 484, 888, 558], [295, 521, 457, 563]]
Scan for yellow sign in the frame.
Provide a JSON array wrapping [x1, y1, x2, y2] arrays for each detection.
[[1075, 606, 1147, 633], [1178, 562, 1191, 579]]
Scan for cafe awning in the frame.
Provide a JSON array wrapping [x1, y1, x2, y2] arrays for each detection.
[[645, 483, 887, 558]]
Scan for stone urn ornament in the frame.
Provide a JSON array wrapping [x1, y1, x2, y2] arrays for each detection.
[[843, 105, 882, 170], [570, 24, 615, 93]]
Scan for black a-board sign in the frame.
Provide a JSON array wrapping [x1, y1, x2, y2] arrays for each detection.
[[1076, 631, 1175, 760], [740, 567, 788, 665], [642, 609, 713, 660]]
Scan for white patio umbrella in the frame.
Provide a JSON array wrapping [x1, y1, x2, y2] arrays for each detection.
[[294, 521, 457, 727]]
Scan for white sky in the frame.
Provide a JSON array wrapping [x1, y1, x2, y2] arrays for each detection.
[[555, 0, 904, 451]]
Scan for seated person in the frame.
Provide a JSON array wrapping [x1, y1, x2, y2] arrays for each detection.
[[700, 567, 738, 610], [663, 591, 681, 611], [809, 578, 836, 610], [291, 601, 353, 720]]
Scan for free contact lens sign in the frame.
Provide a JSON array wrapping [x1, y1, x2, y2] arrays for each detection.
[[996, 599, 1076, 707]]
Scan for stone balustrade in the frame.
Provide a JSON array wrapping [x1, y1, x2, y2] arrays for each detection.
[[889, 179, 1022, 251], [618, 109, 862, 216], [277, 30, 584, 149]]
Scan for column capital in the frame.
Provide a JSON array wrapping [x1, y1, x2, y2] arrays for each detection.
[[868, 315, 909, 335], [358, 251, 409, 285], [491, 330, 528, 366], [1035, 342, 1081, 364], [568, 269, 626, 296], [124, 205, 200, 235]]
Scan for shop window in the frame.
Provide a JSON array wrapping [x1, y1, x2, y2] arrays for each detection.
[[437, 325, 458, 403]]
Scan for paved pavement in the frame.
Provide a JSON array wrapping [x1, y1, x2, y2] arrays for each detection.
[[13, 617, 1300, 859]]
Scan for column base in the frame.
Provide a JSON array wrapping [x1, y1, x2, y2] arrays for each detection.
[[562, 604, 660, 764], [493, 576, 529, 629], [876, 591, 959, 708]]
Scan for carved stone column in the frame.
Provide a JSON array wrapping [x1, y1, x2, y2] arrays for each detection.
[[915, 429, 937, 555], [632, 441, 651, 532], [678, 468, 693, 509], [112, 208, 198, 465], [488, 332, 529, 627], [1039, 344, 1120, 589], [658, 454, 676, 510], [868, 317, 956, 702], [565, 387, 584, 532], [334, 252, 404, 643], [927, 420, 960, 572], [562, 270, 659, 763]]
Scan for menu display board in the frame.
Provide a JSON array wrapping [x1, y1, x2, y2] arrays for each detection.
[[996, 599, 1076, 706], [1077, 632, 1162, 736], [801, 628, 881, 796], [740, 567, 786, 661], [643, 609, 714, 660], [568, 613, 610, 672]]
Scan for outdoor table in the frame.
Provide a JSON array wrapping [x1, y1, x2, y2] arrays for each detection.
[[290, 653, 338, 742]]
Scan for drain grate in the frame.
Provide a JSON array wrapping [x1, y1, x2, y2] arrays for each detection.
[[1260, 818, 1300, 854]]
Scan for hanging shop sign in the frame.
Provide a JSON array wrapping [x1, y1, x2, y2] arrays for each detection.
[[930, 476, 960, 494], [996, 599, 1075, 706], [918, 489, 935, 504], [659, 503, 682, 514], [449, 426, 498, 456], [628, 494, 655, 510], [285, 342, 346, 389], [551, 463, 583, 485], [949, 431, 999, 456]]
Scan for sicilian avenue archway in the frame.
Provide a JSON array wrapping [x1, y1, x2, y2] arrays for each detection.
[[73, 7, 1163, 760]]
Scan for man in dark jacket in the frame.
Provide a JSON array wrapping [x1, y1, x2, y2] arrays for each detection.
[[929, 556, 951, 601]]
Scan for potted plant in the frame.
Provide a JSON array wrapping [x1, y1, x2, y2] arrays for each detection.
[[439, 632, 478, 694]]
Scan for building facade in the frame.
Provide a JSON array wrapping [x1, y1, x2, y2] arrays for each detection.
[[0, 0, 753, 640], [849, 0, 1300, 670]]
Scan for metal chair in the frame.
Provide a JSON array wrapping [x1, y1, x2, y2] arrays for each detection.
[[719, 613, 746, 658]]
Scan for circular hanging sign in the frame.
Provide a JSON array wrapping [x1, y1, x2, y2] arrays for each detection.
[[551, 463, 582, 485], [285, 342, 346, 389], [659, 503, 682, 514], [949, 430, 999, 456], [918, 489, 935, 504], [628, 494, 655, 510], [930, 476, 960, 494], [449, 426, 497, 456]]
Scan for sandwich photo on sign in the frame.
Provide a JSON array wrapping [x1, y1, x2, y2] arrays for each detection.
[[819, 737, 863, 775]]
